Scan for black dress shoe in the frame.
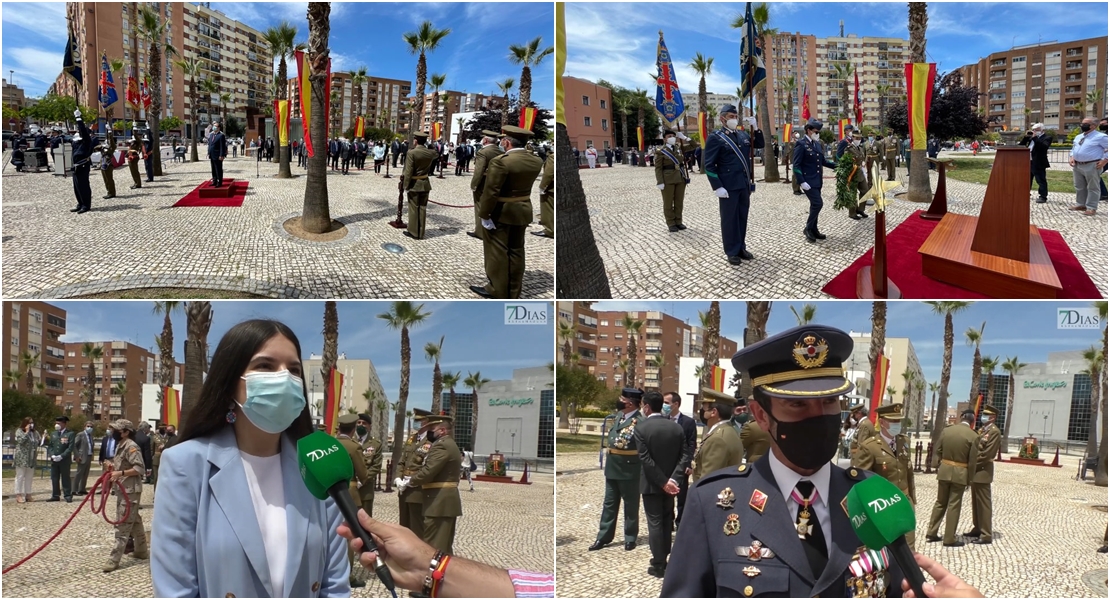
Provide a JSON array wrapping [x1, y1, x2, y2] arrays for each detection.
[[648, 566, 665, 578], [467, 231, 480, 239], [469, 285, 492, 298], [963, 529, 981, 538], [76, 208, 89, 214], [970, 538, 992, 545], [1098, 545, 1108, 553], [727, 255, 743, 265], [1036, 198, 1047, 204], [65, 497, 73, 502], [813, 230, 827, 240], [794, 190, 804, 195], [402, 231, 417, 239], [46, 497, 60, 502], [70, 207, 81, 212], [804, 229, 817, 243], [676, 223, 687, 230], [859, 211, 869, 218], [530, 230, 553, 238], [739, 250, 754, 260], [943, 541, 965, 547], [668, 225, 680, 232], [624, 542, 636, 551], [587, 541, 608, 551], [103, 195, 115, 200], [849, 213, 862, 220], [129, 185, 140, 189], [925, 535, 942, 543]]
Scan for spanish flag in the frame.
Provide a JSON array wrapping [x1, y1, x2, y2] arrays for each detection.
[[905, 62, 937, 150], [519, 106, 537, 130], [295, 50, 332, 157], [323, 367, 344, 435], [161, 386, 181, 429], [783, 123, 792, 143], [432, 121, 442, 142], [354, 116, 364, 139], [710, 365, 727, 392], [698, 112, 708, 149], [275, 100, 290, 147], [838, 118, 850, 140], [869, 352, 890, 423], [637, 126, 644, 152]]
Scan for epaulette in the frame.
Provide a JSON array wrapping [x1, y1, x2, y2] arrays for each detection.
[[844, 466, 871, 482]]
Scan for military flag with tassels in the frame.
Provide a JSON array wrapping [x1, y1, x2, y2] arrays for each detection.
[[654, 30, 685, 128]]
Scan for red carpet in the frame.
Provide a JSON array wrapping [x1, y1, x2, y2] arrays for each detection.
[[821, 210, 1101, 299], [172, 179, 249, 207]]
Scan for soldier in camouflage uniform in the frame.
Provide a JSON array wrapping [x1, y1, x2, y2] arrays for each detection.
[[852, 403, 917, 550], [356, 413, 383, 517], [104, 419, 148, 572], [843, 138, 870, 220]]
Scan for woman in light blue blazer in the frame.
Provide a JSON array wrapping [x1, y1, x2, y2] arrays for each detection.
[[152, 319, 351, 598]]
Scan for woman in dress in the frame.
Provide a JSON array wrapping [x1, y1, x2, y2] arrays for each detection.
[[13, 416, 41, 503]]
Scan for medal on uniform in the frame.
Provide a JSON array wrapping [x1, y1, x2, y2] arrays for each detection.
[[742, 566, 761, 578], [749, 489, 767, 514], [723, 514, 741, 536], [796, 505, 814, 539], [717, 487, 736, 509], [736, 540, 776, 562]]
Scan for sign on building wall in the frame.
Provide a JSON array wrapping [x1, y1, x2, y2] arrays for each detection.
[[489, 397, 535, 408], [1023, 380, 1068, 390]]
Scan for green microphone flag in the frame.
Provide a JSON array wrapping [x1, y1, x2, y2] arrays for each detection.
[[297, 431, 354, 499], [846, 475, 926, 598]]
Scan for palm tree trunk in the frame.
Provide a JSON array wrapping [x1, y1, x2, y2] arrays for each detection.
[[471, 388, 480, 445], [702, 302, 721, 387], [555, 123, 611, 298], [391, 327, 411, 466], [412, 54, 427, 145], [302, 2, 332, 233], [869, 301, 887, 381], [1098, 324, 1109, 486], [930, 314, 954, 449], [758, 82, 779, 182], [1088, 368, 1100, 458], [739, 302, 771, 399], [520, 65, 532, 109]]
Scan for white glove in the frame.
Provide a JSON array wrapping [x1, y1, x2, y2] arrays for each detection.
[[714, 188, 729, 199], [74, 109, 82, 119], [481, 218, 496, 230], [744, 116, 757, 128], [657, 183, 666, 190], [51, 455, 62, 462], [676, 132, 690, 141], [801, 182, 812, 191]]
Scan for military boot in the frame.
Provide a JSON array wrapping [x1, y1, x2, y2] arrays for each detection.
[[132, 529, 150, 560], [103, 560, 119, 572]]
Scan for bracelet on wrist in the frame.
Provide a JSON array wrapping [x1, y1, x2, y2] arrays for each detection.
[[430, 554, 451, 598], [422, 551, 447, 597]]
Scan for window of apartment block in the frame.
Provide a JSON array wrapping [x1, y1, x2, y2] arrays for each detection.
[[602, 119, 608, 131], [1012, 56, 1026, 64], [584, 116, 591, 127], [581, 95, 589, 106]]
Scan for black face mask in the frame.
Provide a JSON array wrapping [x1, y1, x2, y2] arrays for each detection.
[[733, 412, 751, 426], [616, 400, 628, 412], [427, 430, 439, 442], [1081, 123, 1092, 132], [112, 431, 123, 442], [158, 428, 166, 436], [1101, 124, 1108, 133], [763, 403, 842, 470], [356, 426, 367, 438]]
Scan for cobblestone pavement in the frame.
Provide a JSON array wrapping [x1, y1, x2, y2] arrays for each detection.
[[555, 449, 1108, 598], [1, 469, 553, 598], [574, 156, 1107, 299], [1, 156, 553, 298]]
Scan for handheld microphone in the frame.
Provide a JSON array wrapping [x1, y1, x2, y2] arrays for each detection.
[[298, 431, 397, 597], [845, 475, 927, 599]]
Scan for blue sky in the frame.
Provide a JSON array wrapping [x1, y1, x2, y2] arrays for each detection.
[[565, 2, 1108, 97], [51, 301, 554, 413], [592, 301, 1105, 400], [1, 1, 554, 108]]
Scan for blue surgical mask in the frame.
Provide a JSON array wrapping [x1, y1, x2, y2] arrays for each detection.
[[662, 404, 673, 417], [888, 423, 902, 437], [980, 415, 989, 424], [237, 370, 306, 434]]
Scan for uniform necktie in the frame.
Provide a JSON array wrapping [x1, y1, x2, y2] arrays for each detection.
[[792, 480, 828, 579]]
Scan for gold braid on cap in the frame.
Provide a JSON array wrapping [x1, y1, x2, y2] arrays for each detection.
[[752, 367, 846, 388], [759, 379, 853, 397]]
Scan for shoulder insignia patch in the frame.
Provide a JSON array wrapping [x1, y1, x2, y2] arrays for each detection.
[[737, 463, 751, 475]]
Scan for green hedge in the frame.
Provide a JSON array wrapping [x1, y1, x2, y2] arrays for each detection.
[[574, 408, 613, 419]]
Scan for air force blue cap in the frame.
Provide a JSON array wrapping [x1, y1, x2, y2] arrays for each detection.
[[720, 104, 738, 115], [732, 325, 854, 399]]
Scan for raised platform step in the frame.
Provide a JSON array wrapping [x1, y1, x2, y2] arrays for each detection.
[[198, 179, 249, 198]]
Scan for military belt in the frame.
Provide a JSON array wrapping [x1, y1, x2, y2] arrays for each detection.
[[941, 459, 967, 468], [497, 195, 531, 203], [422, 481, 459, 489], [411, 175, 429, 180], [608, 448, 637, 456]]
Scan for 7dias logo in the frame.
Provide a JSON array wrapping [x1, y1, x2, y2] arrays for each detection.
[[505, 303, 548, 325], [306, 444, 341, 462], [1057, 308, 1101, 330], [867, 493, 904, 514]]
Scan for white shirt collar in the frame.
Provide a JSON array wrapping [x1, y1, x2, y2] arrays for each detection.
[[646, 412, 664, 419], [768, 447, 832, 510]]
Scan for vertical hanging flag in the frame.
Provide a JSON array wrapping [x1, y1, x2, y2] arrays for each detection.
[[636, 126, 644, 152], [710, 365, 727, 393], [783, 123, 793, 142], [161, 386, 181, 428], [98, 54, 118, 109], [140, 74, 152, 109], [801, 82, 810, 120], [838, 118, 850, 140], [654, 30, 685, 127], [354, 115, 364, 138], [869, 352, 890, 423], [324, 367, 344, 435], [125, 64, 140, 110], [905, 62, 937, 150], [276, 100, 290, 146], [738, 2, 766, 106], [519, 106, 537, 130], [432, 121, 442, 141], [698, 111, 708, 149], [854, 69, 863, 126], [63, 27, 83, 84], [971, 392, 985, 432], [295, 50, 313, 156]]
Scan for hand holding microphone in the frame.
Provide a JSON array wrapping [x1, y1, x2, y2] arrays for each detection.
[[900, 552, 984, 598], [846, 475, 927, 598]]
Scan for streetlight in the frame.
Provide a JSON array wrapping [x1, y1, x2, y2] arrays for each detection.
[[1042, 414, 1048, 440]]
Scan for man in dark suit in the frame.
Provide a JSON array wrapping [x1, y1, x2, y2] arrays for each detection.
[[635, 391, 690, 578], [663, 391, 697, 525], [73, 422, 95, 495], [329, 136, 340, 170], [793, 119, 839, 244], [134, 422, 154, 483], [391, 139, 401, 168], [1020, 123, 1053, 203], [663, 325, 908, 597], [605, 147, 614, 167], [399, 140, 408, 166], [340, 138, 352, 174], [703, 104, 765, 265], [208, 122, 228, 187]]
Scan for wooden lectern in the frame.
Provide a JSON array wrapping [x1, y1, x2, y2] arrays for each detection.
[[918, 143, 1062, 298]]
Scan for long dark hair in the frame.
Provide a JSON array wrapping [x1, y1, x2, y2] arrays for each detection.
[[177, 319, 314, 445]]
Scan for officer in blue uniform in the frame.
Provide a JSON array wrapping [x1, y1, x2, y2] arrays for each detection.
[[662, 324, 907, 598], [69, 110, 96, 214], [142, 126, 155, 183], [793, 119, 838, 244], [703, 104, 765, 265]]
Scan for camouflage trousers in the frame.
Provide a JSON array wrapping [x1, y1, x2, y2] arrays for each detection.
[[110, 490, 147, 563]]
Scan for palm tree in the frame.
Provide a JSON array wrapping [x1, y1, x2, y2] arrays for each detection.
[[426, 336, 445, 414], [303, 2, 333, 234], [613, 95, 633, 150], [136, 5, 176, 176], [4, 369, 22, 389], [200, 78, 219, 129], [789, 303, 817, 325], [508, 36, 553, 110], [876, 83, 892, 135], [701, 302, 722, 388], [925, 301, 972, 446], [907, 2, 932, 203], [455, 116, 466, 144], [1086, 89, 1104, 118], [558, 321, 576, 367], [152, 301, 181, 411], [731, 4, 780, 182], [496, 78, 515, 128], [622, 314, 644, 389], [831, 62, 854, 124], [1096, 301, 1108, 486], [219, 92, 231, 125], [1000, 355, 1028, 453], [403, 20, 451, 145], [869, 301, 887, 384], [965, 321, 986, 402], [739, 301, 771, 398], [927, 380, 939, 429], [263, 20, 300, 179], [361, 387, 379, 435], [442, 371, 461, 421], [182, 302, 212, 422], [174, 57, 203, 162], [649, 354, 668, 391], [980, 356, 999, 417], [321, 301, 339, 412], [1082, 345, 1104, 458], [20, 350, 40, 393], [111, 381, 129, 420], [378, 302, 431, 467], [780, 74, 797, 128], [690, 52, 715, 115], [351, 66, 368, 129], [375, 398, 389, 443], [464, 371, 490, 443], [81, 342, 104, 419], [428, 73, 447, 142]]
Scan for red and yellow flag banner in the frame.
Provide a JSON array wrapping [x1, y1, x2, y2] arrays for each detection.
[[838, 118, 850, 140], [354, 116, 365, 139], [161, 386, 181, 429], [801, 83, 810, 120], [783, 123, 792, 142], [869, 352, 890, 423], [323, 367, 344, 435], [125, 64, 140, 110], [905, 62, 937, 150], [519, 106, 537, 130], [710, 365, 727, 393], [295, 50, 314, 157], [433, 122, 443, 141], [636, 126, 644, 152], [275, 100, 290, 146], [698, 112, 708, 149]]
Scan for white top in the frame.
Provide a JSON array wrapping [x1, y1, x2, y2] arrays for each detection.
[[240, 450, 288, 597], [768, 449, 833, 558]]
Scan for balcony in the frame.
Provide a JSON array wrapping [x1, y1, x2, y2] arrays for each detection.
[[1065, 61, 1082, 70]]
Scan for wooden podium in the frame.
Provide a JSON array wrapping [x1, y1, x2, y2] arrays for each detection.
[[918, 145, 1062, 298]]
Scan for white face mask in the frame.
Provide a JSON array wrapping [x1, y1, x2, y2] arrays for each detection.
[[665, 137, 675, 146], [55, 423, 62, 431], [725, 118, 739, 130], [810, 133, 820, 142], [852, 138, 861, 146]]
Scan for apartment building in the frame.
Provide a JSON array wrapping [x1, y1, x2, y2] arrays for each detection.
[[3, 302, 68, 404], [60, 341, 158, 422], [418, 89, 506, 140], [560, 76, 614, 150], [293, 72, 412, 136]]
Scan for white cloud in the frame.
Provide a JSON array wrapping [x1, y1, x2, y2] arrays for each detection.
[[1, 2, 66, 38], [5, 46, 65, 94]]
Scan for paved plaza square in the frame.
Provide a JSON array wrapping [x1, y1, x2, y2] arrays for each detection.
[[555, 446, 1108, 598], [1, 468, 553, 598], [0, 154, 553, 299], [574, 158, 1107, 299]]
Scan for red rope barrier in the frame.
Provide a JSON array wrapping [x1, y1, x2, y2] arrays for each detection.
[[2, 470, 134, 574]]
